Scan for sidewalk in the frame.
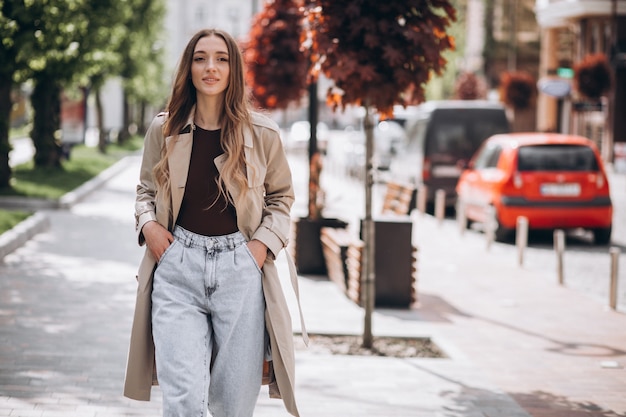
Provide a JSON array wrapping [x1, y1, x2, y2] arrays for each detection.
[[0, 155, 624, 416]]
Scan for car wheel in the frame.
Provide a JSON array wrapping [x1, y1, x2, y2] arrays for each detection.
[[495, 223, 514, 242], [593, 226, 612, 245]]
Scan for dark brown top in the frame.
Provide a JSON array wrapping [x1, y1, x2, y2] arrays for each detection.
[[176, 127, 238, 236]]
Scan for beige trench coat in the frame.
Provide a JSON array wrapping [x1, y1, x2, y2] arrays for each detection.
[[123, 109, 307, 417]]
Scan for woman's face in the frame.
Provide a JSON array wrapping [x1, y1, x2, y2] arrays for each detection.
[[191, 35, 230, 100]]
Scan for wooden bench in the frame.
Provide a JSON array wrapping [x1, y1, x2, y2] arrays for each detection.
[[381, 181, 415, 216], [320, 227, 356, 292]]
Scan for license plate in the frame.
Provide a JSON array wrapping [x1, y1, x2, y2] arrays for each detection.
[[540, 183, 581, 197], [432, 165, 462, 178]]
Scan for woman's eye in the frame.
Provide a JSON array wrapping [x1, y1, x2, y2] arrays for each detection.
[[193, 57, 205, 62]]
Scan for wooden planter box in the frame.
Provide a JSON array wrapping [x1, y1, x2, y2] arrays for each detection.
[[320, 218, 418, 308], [293, 217, 348, 275]]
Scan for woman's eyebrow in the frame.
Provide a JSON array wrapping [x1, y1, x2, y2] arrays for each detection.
[[193, 50, 229, 55]]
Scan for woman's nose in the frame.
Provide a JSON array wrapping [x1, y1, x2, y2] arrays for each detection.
[[205, 58, 217, 70]]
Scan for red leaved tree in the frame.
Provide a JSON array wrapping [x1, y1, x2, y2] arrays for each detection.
[[245, 0, 327, 222], [311, 0, 456, 346], [244, 0, 309, 110]]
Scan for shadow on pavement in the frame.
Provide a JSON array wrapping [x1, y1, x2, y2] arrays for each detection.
[[380, 292, 626, 358]]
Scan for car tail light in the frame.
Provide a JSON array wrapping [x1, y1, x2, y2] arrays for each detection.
[[588, 172, 606, 189], [422, 159, 431, 181], [596, 172, 605, 189], [500, 172, 521, 197], [513, 172, 523, 189]]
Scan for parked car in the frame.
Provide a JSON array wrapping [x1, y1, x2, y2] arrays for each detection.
[[389, 100, 510, 208], [285, 121, 330, 153], [456, 132, 613, 244], [325, 121, 407, 179]]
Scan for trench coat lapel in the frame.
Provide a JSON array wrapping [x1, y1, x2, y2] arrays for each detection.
[[165, 131, 193, 228], [213, 123, 255, 204]]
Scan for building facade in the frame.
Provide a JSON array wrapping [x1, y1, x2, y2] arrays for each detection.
[[164, 0, 263, 80], [535, 0, 626, 163]]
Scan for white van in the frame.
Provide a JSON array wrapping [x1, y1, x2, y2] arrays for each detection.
[[389, 100, 510, 209]]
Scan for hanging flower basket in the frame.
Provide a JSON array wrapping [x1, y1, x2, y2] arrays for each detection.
[[573, 53, 612, 101], [454, 72, 487, 100], [499, 71, 536, 111]]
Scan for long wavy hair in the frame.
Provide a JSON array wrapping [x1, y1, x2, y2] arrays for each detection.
[[153, 28, 251, 207]]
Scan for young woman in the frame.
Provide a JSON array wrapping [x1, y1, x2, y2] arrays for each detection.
[[123, 28, 306, 417]]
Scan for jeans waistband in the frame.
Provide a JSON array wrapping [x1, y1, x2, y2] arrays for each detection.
[[173, 225, 246, 251]]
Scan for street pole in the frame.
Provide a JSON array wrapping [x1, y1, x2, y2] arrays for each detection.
[[362, 105, 375, 349], [307, 82, 319, 219], [508, 0, 518, 71]]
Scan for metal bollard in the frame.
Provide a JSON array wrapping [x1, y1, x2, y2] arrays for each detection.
[[417, 184, 427, 216], [609, 247, 620, 310], [554, 229, 565, 285], [435, 189, 445, 225], [516, 216, 528, 267], [457, 200, 467, 235], [485, 206, 496, 250]]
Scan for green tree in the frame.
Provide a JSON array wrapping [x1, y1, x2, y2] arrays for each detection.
[[20, 1, 89, 167], [117, 0, 167, 142], [0, 0, 36, 187], [311, 0, 456, 347], [0, 0, 165, 185]]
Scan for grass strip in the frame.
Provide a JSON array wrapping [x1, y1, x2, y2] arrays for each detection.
[[0, 136, 143, 200], [0, 135, 143, 233], [0, 210, 32, 235]]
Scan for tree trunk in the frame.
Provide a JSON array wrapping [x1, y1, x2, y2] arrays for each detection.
[[0, 76, 13, 188], [118, 91, 130, 143], [361, 105, 376, 348], [31, 77, 63, 168], [139, 100, 147, 135], [307, 81, 321, 220], [95, 88, 107, 154]]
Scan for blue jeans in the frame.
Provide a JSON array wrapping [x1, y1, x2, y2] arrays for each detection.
[[152, 226, 265, 417]]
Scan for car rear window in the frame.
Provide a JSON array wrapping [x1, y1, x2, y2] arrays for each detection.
[[517, 144, 599, 171], [426, 109, 509, 158]]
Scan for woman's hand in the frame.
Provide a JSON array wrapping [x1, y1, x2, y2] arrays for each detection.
[[142, 221, 174, 262], [247, 239, 268, 269]]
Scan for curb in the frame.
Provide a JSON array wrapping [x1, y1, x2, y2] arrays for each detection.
[[0, 212, 50, 261], [0, 154, 139, 260], [58, 154, 139, 209]]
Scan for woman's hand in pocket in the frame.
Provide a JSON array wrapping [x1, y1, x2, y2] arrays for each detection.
[[247, 239, 268, 269], [142, 221, 174, 262]]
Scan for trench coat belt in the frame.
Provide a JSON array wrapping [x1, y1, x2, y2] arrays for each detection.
[[285, 251, 309, 346]]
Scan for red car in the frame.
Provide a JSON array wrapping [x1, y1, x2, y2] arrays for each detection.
[[456, 133, 613, 244]]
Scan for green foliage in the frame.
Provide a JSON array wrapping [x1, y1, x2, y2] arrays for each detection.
[[0, 209, 31, 235], [425, 0, 466, 100], [120, 0, 168, 106], [311, 0, 457, 116], [245, 0, 309, 109], [0, 0, 166, 172]]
